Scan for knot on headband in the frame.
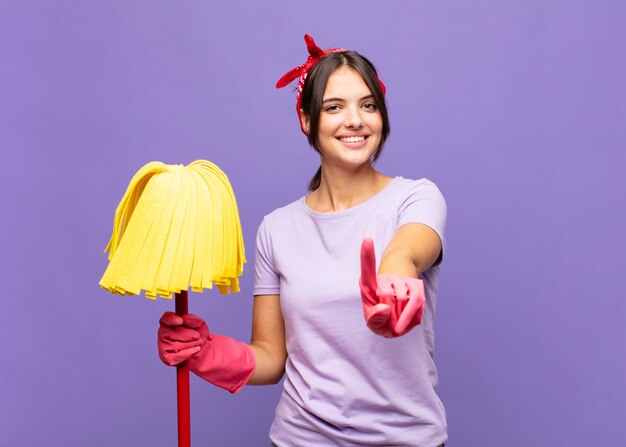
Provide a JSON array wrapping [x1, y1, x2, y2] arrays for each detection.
[[276, 34, 386, 135], [275, 34, 345, 90]]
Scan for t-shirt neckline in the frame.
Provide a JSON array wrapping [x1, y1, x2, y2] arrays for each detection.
[[300, 176, 401, 219]]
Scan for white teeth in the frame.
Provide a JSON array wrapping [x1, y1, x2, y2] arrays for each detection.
[[339, 136, 366, 143]]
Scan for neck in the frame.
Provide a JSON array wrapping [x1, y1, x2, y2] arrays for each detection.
[[308, 161, 392, 213]]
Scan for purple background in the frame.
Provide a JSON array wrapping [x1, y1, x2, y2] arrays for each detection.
[[1, 1, 625, 445]]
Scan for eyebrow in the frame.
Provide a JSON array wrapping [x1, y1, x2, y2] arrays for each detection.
[[322, 94, 374, 103]]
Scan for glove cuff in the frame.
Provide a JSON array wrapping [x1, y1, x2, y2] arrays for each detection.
[[187, 334, 256, 394]]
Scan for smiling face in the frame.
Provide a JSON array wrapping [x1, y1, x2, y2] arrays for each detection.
[[302, 66, 383, 170]]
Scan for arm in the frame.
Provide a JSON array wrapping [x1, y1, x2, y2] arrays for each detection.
[[247, 294, 288, 385], [378, 222, 443, 278]]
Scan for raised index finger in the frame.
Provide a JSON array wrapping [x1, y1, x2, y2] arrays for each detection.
[[360, 237, 378, 295]]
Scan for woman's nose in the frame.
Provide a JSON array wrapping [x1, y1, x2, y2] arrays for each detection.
[[344, 107, 363, 129]]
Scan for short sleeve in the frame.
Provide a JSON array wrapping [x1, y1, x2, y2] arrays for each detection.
[[253, 217, 280, 295], [397, 179, 447, 265]]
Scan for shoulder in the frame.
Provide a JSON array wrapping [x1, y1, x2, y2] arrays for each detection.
[[388, 176, 447, 231], [393, 176, 443, 192], [389, 177, 446, 203], [263, 196, 305, 221], [257, 195, 306, 234]]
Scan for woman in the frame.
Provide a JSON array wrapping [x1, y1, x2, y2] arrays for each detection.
[[158, 35, 448, 447]]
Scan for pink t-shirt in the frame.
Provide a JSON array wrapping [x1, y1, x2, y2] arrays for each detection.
[[254, 177, 448, 447]]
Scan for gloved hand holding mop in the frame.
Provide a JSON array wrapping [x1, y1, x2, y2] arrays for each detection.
[[158, 312, 256, 394]]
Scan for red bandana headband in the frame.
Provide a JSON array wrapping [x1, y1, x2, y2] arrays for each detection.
[[276, 34, 386, 135]]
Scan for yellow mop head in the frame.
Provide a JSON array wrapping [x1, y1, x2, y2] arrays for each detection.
[[99, 160, 246, 299]]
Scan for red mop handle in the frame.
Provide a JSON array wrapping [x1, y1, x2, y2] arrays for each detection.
[[175, 291, 191, 447]]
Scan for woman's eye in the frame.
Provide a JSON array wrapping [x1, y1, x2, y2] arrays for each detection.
[[363, 102, 378, 111], [324, 105, 340, 112]]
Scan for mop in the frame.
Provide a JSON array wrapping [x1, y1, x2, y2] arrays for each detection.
[[100, 160, 245, 446]]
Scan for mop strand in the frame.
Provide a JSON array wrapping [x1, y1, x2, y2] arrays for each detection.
[[99, 160, 246, 299]]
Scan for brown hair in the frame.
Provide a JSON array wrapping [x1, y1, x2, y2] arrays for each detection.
[[300, 51, 391, 191]]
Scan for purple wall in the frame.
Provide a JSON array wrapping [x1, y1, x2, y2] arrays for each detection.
[[2, 1, 625, 445]]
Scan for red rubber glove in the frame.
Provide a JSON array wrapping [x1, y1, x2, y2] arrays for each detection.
[[359, 238, 426, 338], [158, 312, 256, 393]]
